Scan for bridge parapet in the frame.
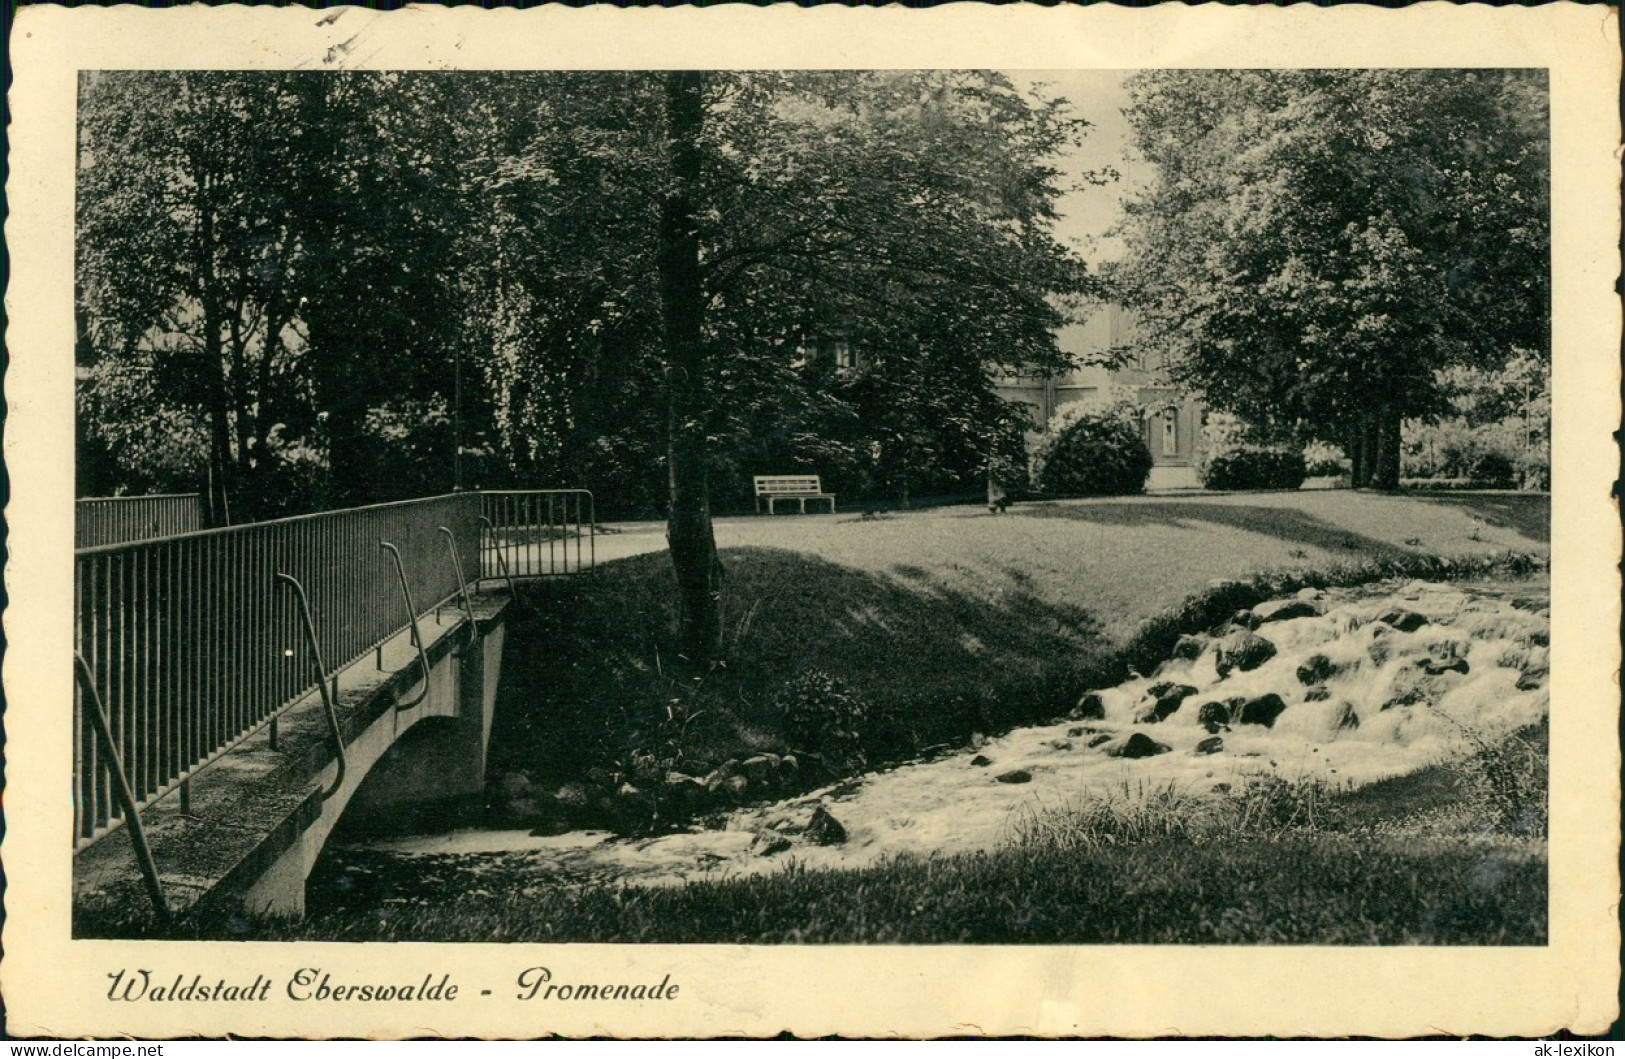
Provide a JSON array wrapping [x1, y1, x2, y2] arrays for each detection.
[[72, 489, 592, 925], [74, 586, 512, 930]]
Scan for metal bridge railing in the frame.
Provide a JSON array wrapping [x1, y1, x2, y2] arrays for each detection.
[[75, 493, 206, 549], [480, 489, 595, 577], [72, 489, 592, 852]]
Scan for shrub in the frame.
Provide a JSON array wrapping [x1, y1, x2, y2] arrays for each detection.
[[1469, 451, 1518, 489], [1035, 405, 1153, 497], [1303, 442, 1350, 479], [1202, 447, 1307, 491], [774, 669, 868, 771]]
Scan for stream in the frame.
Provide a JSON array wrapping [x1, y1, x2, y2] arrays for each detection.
[[306, 577, 1548, 914]]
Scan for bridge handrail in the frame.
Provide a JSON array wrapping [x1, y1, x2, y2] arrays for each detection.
[[72, 488, 593, 851], [76, 493, 206, 549]]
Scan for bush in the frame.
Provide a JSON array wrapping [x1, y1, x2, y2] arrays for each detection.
[[1303, 442, 1350, 479], [1201, 448, 1307, 491], [1469, 451, 1518, 489], [774, 669, 869, 771], [1035, 407, 1153, 497]]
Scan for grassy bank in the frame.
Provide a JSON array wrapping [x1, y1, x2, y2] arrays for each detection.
[[479, 490, 1546, 829]]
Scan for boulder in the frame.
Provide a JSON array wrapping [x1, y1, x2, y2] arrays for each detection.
[[723, 774, 750, 797], [1331, 701, 1360, 731], [1086, 733, 1113, 749], [554, 782, 591, 810], [659, 774, 708, 816], [739, 754, 782, 785], [1515, 668, 1548, 692], [1072, 692, 1107, 720], [1422, 657, 1470, 676], [995, 768, 1034, 784], [616, 782, 656, 822], [1171, 634, 1207, 661], [1379, 608, 1430, 633], [1296, 587, 1323, 602], [805, 805, 848, 846], [1216, 632, 1277, 677], [1296, 653, 1341, 686], [1135, 682, 1197, 724], [1195, 736, 1225, 755], [751, 831, 792, 856], [1304, 684, 1332, 703], [1067, 726, 1095, 738], [1106, 732, 1171, 759], [1236, 693, 1287, 728], [1255, 598, 1322, 624], [1045, 739, 1075, 751], [1196, 700, 1232, 731], [970, 754, 993, 767]]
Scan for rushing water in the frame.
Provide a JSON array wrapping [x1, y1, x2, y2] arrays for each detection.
[[307, 578, 1548, 915]]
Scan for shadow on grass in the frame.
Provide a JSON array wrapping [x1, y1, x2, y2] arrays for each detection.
[[485, 546, 1112, 793], [1011, 501, 1411, 557], [1407, 492, 1550, 544]]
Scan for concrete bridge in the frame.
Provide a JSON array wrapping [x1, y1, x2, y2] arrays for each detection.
[[71, 491, 591, 931]]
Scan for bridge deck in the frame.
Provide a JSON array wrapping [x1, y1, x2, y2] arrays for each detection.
[[73, 587, 512, 933]]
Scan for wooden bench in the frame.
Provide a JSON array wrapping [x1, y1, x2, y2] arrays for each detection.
[[753, 474, 836, 515]]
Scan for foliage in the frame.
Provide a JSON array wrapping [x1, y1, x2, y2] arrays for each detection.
[[1402, 353, 1550, 490], [1303, 442, 1350, 479], [77, 71, 474, 518], [1202, 448, 1308, 491], [773, 669, 869, 772], [1007, 774, 1340, 855], [78, 70, 1104, 656], [1439, 719, 1548, 838], [1111, 70, 1549, 488], [1032, 398, 1153, 496]]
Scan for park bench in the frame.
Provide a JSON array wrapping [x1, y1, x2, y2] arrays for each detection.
[[753, 474, 837, 515]]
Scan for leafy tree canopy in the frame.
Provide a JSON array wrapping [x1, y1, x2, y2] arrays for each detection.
[[1109, 69, 1548, 486]]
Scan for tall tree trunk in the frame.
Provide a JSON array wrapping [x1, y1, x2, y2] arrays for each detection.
[[197, 194, 235, 526], [1347, 421, 1367, 489], [659, 71, 723, 665], [1373, 403, 1403, 491]]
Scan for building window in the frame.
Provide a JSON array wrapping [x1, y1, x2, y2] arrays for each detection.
[[830, 338, 855, 371], [1161, 413, 1179, 456]]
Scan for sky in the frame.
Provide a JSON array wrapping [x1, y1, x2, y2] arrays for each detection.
[[1011, 70, 1151, 267]]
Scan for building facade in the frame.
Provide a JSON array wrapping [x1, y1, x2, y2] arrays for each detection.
[[994, 304, 1205, 492]]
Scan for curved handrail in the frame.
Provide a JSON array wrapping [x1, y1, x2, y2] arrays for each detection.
[[379, 541, 432, 710], [437, 526, 477, 634], [72, 652, 170, 924], [477, 516, 519, 601], [273, 573, 348, 800]]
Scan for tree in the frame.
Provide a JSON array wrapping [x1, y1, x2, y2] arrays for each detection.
[[1111, 70, 1549, 489], [467, 71, 1098, 660], [78, 72, 317, 520], [78, 72, 481, 517], [77, 70, 1101, 662]]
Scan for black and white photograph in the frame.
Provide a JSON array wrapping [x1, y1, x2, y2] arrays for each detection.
[[6, 2, 1619, 1041]]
